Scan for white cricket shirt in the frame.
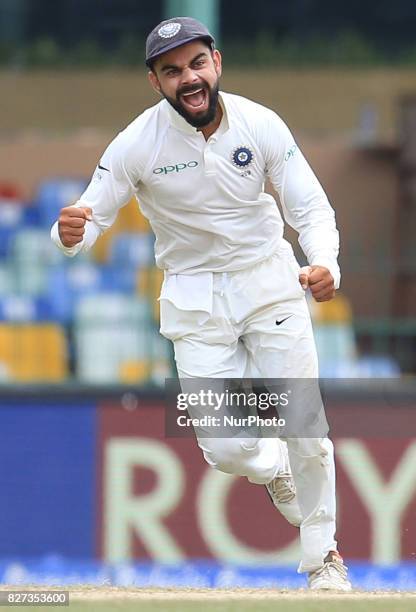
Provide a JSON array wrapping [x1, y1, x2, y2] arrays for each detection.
[[51, 91, 340, 286]]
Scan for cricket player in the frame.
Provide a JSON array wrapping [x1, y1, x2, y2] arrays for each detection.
[[51, 17, 351, 591]]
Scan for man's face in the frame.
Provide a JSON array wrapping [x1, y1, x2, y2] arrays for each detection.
[[148, 41, 222, 128]]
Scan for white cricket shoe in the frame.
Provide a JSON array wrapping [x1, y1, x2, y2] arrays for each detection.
[[308, 551, 352, 591]]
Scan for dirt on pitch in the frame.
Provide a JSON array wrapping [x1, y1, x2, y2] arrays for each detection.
[[1, 585, 415, 600], [68, 586, 416, 600], [1, 586, 415, 612]]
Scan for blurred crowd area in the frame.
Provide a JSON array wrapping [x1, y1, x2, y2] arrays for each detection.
[[0, 180, 172, 385], [0, 179, 402, 386]]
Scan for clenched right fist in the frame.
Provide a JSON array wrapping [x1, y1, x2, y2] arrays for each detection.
[[58, 206, 93, 248]]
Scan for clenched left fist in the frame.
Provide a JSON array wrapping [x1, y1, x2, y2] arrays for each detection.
[[299, 265, 335, 302]]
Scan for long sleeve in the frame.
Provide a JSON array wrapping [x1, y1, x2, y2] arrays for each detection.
[[50, 131, 139, 257], [262, 111, 340, 288]]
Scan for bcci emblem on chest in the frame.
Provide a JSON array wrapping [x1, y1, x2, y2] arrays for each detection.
[[231, 146, 254, 168]]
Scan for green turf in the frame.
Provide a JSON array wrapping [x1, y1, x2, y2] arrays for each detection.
[[16, 598, 416, 612]]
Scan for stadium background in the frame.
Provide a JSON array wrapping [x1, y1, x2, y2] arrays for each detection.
[[0, 0, 415, 591]]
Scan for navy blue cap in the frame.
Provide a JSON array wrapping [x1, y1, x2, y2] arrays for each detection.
[[146, 17, 215, 67]]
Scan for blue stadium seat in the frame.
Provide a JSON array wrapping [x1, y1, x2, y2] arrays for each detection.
[[0, 295, 53, 322], [21, 204, 42, 227], [100, 264, 138, 293], [12, 228, 65, 266], [47, 260, 142, 323], [10, 228, 65, 296], [46, 263, 104, 323], [0, 227, 18, 259], [0, 201, 25, 259], [35, 178, 87, 228]]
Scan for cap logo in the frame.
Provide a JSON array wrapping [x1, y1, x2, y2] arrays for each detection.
[[158, 22, 182, 39]]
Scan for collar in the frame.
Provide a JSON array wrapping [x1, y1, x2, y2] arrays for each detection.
[[165, 91, 230, 136]]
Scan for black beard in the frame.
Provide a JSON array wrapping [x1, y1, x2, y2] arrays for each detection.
[[162, 80, 220, 128]]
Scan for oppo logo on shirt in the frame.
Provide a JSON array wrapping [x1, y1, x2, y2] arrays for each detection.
[[153, 161, 199, 175]]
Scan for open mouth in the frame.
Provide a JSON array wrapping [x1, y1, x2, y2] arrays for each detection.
[[180, 87, 208, 112]]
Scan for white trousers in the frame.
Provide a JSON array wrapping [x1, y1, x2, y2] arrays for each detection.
[[160, 247, 338, 572]]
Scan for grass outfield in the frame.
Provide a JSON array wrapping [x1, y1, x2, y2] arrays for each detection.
[[5, 588, 416, 612]]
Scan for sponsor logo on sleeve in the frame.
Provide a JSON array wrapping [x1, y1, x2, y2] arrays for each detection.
[[284, 144, 297, 161]]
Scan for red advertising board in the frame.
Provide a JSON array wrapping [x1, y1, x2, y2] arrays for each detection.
[[97, 399, 416, 564]]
